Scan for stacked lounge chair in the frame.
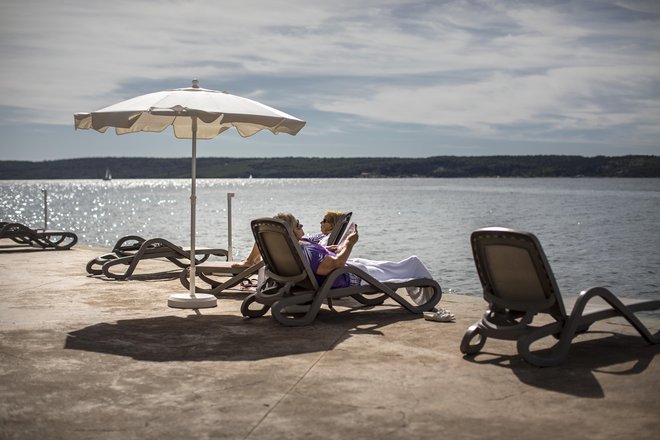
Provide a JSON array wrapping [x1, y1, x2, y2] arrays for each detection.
[[0, 222, 78, 250], [240, 217, 442, 326], [179, 212, 353, 295], [86, 235, 227, 280], [460, 227, 660, 367]]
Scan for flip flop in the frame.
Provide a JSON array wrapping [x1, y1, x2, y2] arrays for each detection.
[[240, 279, 259, 289]]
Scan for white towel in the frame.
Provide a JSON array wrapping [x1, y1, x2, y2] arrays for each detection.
[[347, 256, 435, 305]]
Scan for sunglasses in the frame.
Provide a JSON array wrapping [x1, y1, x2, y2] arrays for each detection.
[[296, 221, 303, 229], [321, 218, 332, 224]]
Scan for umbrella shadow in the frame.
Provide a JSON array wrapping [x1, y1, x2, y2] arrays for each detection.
[[64, 307, 418, 362], [462, 332, 660, 398]]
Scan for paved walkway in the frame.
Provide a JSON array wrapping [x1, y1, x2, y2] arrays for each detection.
[[0, 242, 658, 440]]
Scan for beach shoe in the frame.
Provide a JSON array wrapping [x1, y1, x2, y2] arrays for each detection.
[[423, 308, 455, 322]]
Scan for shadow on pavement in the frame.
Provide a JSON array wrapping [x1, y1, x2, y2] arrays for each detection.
[[64, 307, 417, 362], [462, 331, 660, 398]]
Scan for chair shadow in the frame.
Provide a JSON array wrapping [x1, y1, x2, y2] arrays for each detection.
[[462, 331, 660, 398], [64, 307, 418, 362], [0, 245, 69, 253], [87, 271, 182, 282]]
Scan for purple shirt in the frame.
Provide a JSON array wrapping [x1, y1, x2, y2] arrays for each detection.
[[300, 240, 350, 288]]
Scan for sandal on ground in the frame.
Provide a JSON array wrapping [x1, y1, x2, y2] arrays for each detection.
[[240, 279, 259, 290], [423, 308, 455, 322]]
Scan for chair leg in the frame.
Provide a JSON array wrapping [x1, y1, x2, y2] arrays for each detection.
[[101, 255, 137, 280], [351, 293, 387, 306], [518, 287, 660, 367], [197, 265, 262, 295], [516, 321, 567, 367], [573, 287, 660, 344], [86, 253, 118, 275], [342, 267, 441, 314], [271, 293, 322, 327], [241, 293, 270, 318], [460, 323, 487, 355]]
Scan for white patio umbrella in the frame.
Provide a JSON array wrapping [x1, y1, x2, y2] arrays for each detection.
[[75, 79, 305, 309]]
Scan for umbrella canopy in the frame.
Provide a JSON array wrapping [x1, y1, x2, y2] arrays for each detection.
[[74, 79, 306, 308], [74, 79, 305, 138]]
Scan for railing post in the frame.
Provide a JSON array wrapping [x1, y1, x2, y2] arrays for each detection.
[[41, 189, 48, 230], [227, 192, 235, 261]]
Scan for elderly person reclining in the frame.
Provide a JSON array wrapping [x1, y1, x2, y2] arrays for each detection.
[[274, 212, 436, 306], [234, 210, 348, 268]]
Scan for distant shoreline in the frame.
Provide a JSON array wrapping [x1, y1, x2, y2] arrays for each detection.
[[1, 155, 659, 179]]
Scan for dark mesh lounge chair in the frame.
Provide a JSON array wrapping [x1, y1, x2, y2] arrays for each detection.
[[179, 212, 353, 295], [240, 218, 442, 326], [86, 235, 227, 280], [0, 222, 78, 250], [460, 227, 660, 367]]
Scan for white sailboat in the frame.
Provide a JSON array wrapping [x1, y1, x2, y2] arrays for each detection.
[[103, 167, 112, 181]]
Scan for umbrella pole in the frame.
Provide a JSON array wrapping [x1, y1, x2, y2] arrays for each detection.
[[168, 115, 217, 309], [190, 118, 197, 297]]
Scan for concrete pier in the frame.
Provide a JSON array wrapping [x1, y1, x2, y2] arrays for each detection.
[[1, 242, 658, 439]]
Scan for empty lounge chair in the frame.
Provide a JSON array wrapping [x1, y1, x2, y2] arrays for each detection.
[[240, 217, 442, 326], [86, 235, 227, 280], [460, 227, 660, 367], [0, 222, 78, 250]]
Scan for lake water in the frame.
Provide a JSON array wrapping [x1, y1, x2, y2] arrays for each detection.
[[1, 178, 659, 301]]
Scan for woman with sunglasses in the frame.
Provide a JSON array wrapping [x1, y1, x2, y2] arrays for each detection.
[[302, 211, 344, 248]]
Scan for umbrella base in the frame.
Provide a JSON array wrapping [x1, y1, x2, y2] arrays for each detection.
[[168, 292, 217, 309]]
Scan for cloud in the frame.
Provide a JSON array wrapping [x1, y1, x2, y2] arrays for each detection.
[[316, 65, 659, 133], [310, 1, 660, 144], [0, 0, 659, 157]]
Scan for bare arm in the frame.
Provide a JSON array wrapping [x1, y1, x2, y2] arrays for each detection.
[[316, 226, 358, 276]]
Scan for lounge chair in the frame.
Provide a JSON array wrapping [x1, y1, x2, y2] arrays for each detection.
[[86, 235, 227, 280], [460, 227, 660, 367], [0, 222, 78, 250], [240, 218, 442, 326], [179, 212, 353, 295]]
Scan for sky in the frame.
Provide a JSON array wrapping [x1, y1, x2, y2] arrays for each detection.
[[1, 0, 659, 161]]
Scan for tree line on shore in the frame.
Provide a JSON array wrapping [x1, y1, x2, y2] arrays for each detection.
[[0, 155, 659, 179]]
